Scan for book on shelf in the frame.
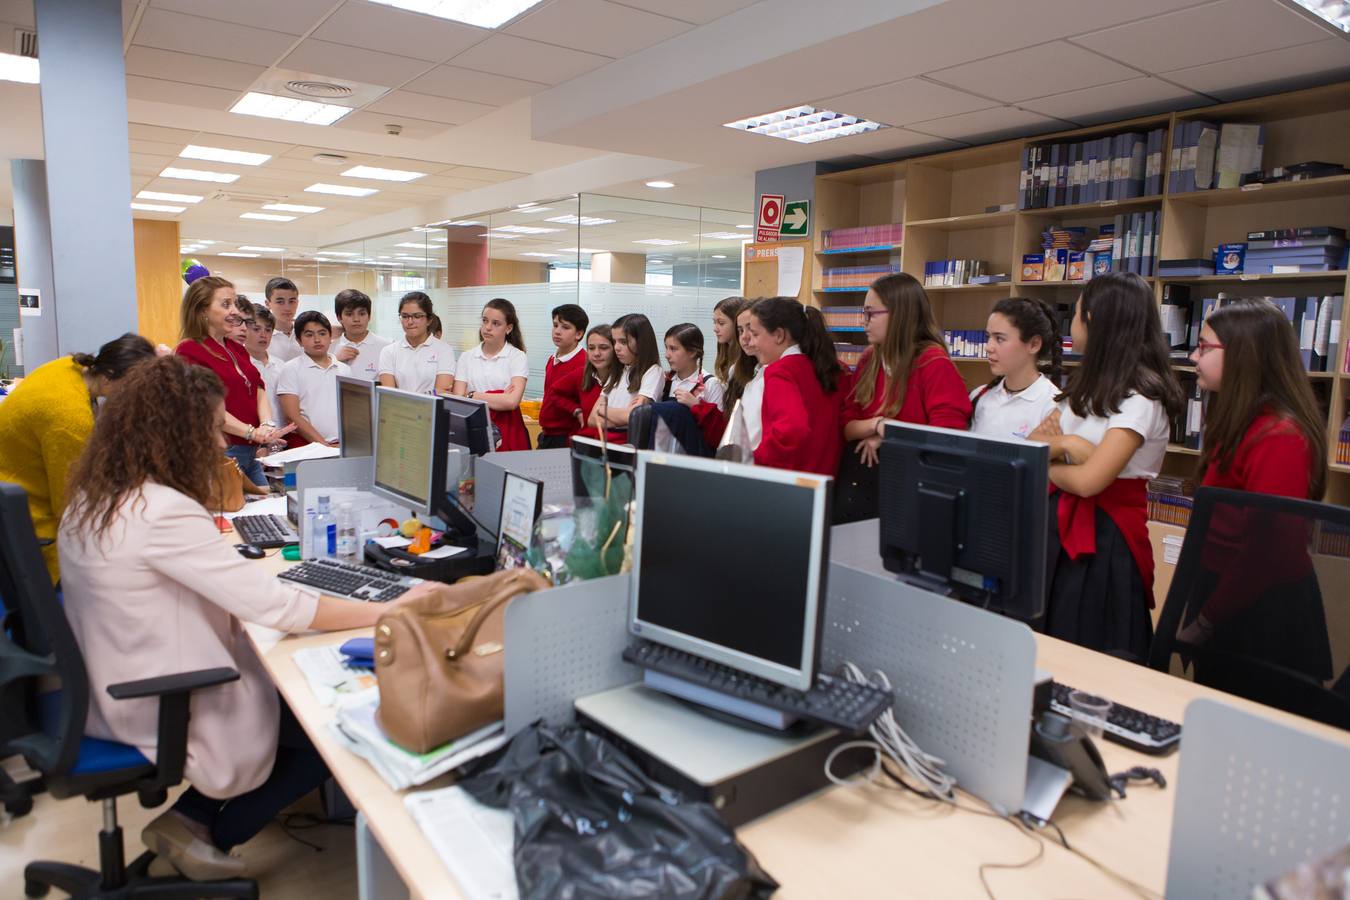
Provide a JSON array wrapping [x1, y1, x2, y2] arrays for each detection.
[[822, 306, 865, 329], [1338, 414, 1350, 465], [821, 263, 899, 289], [834, 342, 866, 369], [944, 330, 989, 359], [821, 223, 903, 251], [1170, 120, 1220, 193], [1158, 258, 1216, 277], [1022, 254, 1045, 281], [1020, 126, 1164, 209], [1147, 476, 1194, 527], [1247, 226, 1346, 241], [1161, 290, 1343, 372], [1214, 243, 1246, 275], [924, 259, 987, 286]]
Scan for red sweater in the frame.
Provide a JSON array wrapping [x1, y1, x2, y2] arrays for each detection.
[[539, 350, 586, 437], [1199, 412, 1313, 498], [176, 338, 262, 446], [841, 345, 971, 429], [754, 353, 843, 476]]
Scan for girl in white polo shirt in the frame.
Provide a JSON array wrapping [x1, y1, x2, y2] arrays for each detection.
[[453, 298, 531, 451], [970, 296, 1061, 441], [377, 292, 455, 395], [589, 313, 662, 438]]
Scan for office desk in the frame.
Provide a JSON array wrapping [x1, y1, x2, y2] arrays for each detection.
[[240, 541, 1348, 899]]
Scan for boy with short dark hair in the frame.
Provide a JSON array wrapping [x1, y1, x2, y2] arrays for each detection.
[[243, 303, 284, 424], [265, 276, 303, 363], [276, 311, 350, 445], [537, 303, 589, 448], [333, 288, 390, 381]]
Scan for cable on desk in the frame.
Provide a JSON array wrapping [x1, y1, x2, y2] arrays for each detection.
[[977, 813, 1045, 900]]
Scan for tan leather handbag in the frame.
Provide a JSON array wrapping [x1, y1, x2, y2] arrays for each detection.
[[374, 568, 550, 753], [209, 458, 247, 513]]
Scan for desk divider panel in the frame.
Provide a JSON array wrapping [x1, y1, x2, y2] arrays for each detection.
[[474, 449, 573, 537], [1166, 698, 1350, 900], [503, 573, 637, 736], [821, 561, 1037, 815], [294, 456, 375, 558]]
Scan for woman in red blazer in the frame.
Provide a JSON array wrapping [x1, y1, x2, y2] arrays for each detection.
[[740, 297, 843, 476]]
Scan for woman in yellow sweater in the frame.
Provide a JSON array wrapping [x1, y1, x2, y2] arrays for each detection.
[[0, 334, 155, 583]]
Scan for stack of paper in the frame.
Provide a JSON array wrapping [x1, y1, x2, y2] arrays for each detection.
[[292, 645, 378, 707], [405, 786, 517, 899], [259, 442, 339, 469], [330, 695, 507, 790]]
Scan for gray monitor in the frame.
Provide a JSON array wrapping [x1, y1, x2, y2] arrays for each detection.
[[370, 386, 448, 519], [337, 375, 374, 458]]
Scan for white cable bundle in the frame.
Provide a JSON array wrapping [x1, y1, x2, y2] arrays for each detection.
[[824, 662, 958, 801]]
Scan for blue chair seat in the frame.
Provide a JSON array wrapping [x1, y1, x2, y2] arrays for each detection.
[[38, 691, 151, 775]]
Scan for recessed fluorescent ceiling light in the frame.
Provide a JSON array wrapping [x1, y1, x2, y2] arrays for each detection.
[[230, 91, 352, 126], [546, 215, 617, 226], [521, 252, 560, 257], [428, 219, 481, 227], [367, 0, 546, 28], [130, 202, 186, 213], [724, 105, 887, 143], [645, 181, 675, 189], [316, 251, 359, 257], [394, 242, 428, 248], [160, 167, 240, 184], [479, 233, 521, 239], [240, 212, 297, 222], [263, 203, 325, 214], [0, 51, 39, 84], [238, 246, 285, 252], [1283, 0, 1350, 32], [490, 225, 559, 234], [138, 190, 203, 204], [180, 144, 271, 166], [556, 247, 603, 254], [634, 239, 685, 246], [736, 224, 752, 229], [218, 252, 260, 258], [712, 254, 728, 259], [514, 206, 552, 213], [341, 165, 427, 182], [699, 232, 746, 240], [306, 183, 380, 197]]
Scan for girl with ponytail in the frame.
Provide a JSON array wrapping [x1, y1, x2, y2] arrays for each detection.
[[970, 296, 1062, 440], [740, 297, 844, 475]]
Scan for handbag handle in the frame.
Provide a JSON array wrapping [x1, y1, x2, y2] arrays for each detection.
[[447, 570, 540, 660]]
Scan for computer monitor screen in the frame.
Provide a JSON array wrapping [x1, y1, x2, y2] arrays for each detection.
[[629, 454, 831, 691], [440, 394, 493, 456], [372, 386, 447, 517], [496, 472, 542, 571], [570, 435, 636, 500], [879, 422, 1048, 622], [337, 376, 374, 458]]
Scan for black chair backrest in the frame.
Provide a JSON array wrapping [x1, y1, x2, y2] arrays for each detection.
[[0, 482, 88, 776], [626, 404, 655, 451], [1148, 486, 1350, 731]]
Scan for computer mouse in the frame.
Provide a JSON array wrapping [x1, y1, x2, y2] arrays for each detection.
[[234, 543, 266, 560]]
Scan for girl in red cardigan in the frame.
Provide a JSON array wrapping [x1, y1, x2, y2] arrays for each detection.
[[741, 297, 843, 476], [574, 324, 617, 443], [1178, 297, 1331, 685], [836, 273, 971, 521]]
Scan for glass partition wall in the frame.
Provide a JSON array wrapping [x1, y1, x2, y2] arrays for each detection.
[[185, 193, 752, 398]]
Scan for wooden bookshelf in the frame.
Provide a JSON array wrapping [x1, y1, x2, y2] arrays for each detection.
[[810, 80, 1350, 506]]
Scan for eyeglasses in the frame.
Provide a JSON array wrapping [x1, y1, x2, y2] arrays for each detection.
[[400, 312, 428, 322], [862, 307, 889, 322], [224, 315, 244, 326], [1195, 340, 1225, 356]]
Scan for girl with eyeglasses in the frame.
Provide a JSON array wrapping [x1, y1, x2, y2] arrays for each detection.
[[377, 291, 456, 395]]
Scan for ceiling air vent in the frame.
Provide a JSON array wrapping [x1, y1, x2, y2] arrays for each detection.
[[285, 80, 353, 100], [14, 29, 37, 58], [208, 191, 285, 205], [312, 153, 348, 166]]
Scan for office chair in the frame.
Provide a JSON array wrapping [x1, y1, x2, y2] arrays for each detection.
[[1147, 486, 1350, 730], [0, 483, 257, 899]]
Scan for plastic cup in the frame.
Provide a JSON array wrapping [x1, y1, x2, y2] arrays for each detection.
[[1068, 690, 1112, 738]]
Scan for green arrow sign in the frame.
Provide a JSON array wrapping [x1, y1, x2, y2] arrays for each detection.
[[780, 200, 809, 237]]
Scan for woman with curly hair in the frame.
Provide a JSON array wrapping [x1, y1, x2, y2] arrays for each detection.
[[57, 356, 440, 880]]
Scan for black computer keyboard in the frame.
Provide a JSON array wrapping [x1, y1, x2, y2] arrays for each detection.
[[623, 640, 893, 735], [277, 558, 419, 603], [232, 514, 300, 549], [1050, 682, 1181, 755]]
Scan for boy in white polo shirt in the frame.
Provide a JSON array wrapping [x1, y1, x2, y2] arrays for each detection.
[[276, 311, 351, 445], [333, 288, 390, 382], [265, 276, 303, 363]]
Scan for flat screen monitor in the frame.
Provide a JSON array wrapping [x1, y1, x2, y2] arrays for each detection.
[[371, 386, 448, 518], [629, 454, 832, 691], [439, 394, 493, 456], [570, 435, 636, 501], [337, 376, 374, 458], [879, 421, 1048, 622], [496, 472, 542, 571]]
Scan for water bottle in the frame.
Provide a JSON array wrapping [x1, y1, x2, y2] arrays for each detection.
[[311, 495, 335, 560], [335, 502, 359, 563]]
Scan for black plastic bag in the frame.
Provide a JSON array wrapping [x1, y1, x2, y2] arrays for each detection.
[[458, 722, 779, 900]]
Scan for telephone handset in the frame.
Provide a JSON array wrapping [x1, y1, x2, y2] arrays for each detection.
[[1030, 710, 1113, 801]]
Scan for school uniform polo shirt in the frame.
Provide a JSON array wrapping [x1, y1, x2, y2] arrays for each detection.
[[377, 336, 456, 395], [336, 332, 391, 382], [275, 355, 351, 443]]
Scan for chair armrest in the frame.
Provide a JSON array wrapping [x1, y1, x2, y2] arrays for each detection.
[[106, 667, 239, 701]]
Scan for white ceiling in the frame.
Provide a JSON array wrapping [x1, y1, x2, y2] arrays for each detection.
[[0, 0, 1348, 254]]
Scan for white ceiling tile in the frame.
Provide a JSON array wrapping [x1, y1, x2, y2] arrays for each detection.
[[928, 40, 1141, 103], [609, 0, 757, 25], [125, 45, 265, 92], [507, 0, 691, 58], [281, 38, 433, 89], [364, 90, 497, 125], [446, 165, 526, 181], [332, 111, 452, 140], [0, 0, 35, 28], [817, 77, 999, 127], [1162, 38, 1350, 99], [448, 34, 610, 85], [313, 2, 487, 63], [405, 64, 547, 105], [1071, 0, 1332, 73], [132, 7, 296, 67], [1021, 76, 1207, 124], [130, 139, 183, 158], [147, 0, 336, 35], [909, 105, 1069, 141], [128, 124, 200, 144], [125, 75, 241, 111]]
